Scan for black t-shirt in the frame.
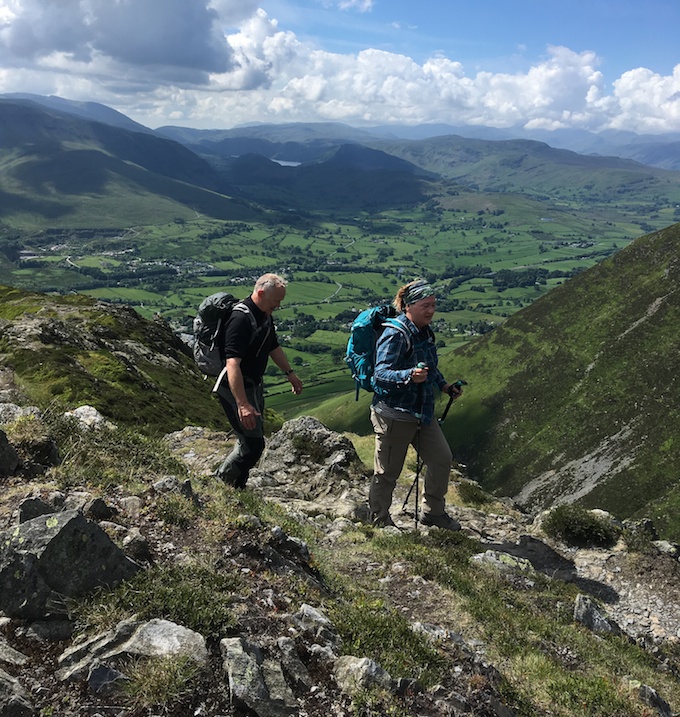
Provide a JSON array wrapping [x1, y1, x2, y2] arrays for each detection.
[[222, 296, 279, 382]]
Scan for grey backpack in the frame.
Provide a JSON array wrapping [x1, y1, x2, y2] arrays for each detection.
[[192, 292, 256, 376]]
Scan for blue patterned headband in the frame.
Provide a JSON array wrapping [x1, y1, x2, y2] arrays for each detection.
[[404, 280, 435, 305]]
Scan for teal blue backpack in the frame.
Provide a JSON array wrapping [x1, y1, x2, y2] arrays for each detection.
[[344, 305, 412, 400]]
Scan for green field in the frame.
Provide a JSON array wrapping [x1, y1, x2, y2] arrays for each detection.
[[3, 183, 675, 410]]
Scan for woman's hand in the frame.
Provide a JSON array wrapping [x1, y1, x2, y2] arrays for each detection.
[[411, 365, 429, 384]]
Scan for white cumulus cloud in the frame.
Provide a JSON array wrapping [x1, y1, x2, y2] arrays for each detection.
[[0, 1, 678, 134]]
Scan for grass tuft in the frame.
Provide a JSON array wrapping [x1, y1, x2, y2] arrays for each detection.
[[74, 560, 241, 641], [121, 655, 202, 712], [542, 505, 620, 548]]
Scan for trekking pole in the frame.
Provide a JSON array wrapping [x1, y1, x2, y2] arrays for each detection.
[[438, 379, 468, 424], [401, 363, 426, 529]]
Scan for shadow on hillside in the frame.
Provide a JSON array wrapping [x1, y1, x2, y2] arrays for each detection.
[[11, 148, 258, 221], [0, 187, 72, 219], [486, 534, 620, 604]]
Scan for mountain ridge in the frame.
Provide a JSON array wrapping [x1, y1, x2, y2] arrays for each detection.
[[0, 98, 262, 227]]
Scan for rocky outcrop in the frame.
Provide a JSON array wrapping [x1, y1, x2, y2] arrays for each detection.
[[1, 401, 680, 716], [0, 510, 140, 619], [57, 617, 208, 684]]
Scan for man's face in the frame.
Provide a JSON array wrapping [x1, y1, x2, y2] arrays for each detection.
[[259, 285, 286, 315], [406, 295, 436, 328]]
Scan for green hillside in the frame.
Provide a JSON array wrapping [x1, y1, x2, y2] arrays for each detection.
[[0, 99, 263, 228], [369, 134, 680, 198], [441, 222, 680, 539], [219, 145, 437, 210], [0, 285, 227, 436]]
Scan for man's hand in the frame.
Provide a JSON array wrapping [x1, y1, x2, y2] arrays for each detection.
[[445, 381, 464, 398], [238, 402, 261, 430], [288, 371, 303, 395]]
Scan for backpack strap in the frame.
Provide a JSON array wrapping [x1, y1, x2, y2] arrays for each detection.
[[232, 302, 270, 355], [381, 317, 415, 357]]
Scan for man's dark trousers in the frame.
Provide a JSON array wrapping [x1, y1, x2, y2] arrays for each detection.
[[216, 380, 265, 488]]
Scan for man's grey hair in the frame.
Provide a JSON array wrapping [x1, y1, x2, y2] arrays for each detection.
[[254, 273, 287, 294]]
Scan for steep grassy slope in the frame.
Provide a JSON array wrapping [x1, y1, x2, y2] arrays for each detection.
[[0, 285, 228, 435], [435, 222, 680, 538]]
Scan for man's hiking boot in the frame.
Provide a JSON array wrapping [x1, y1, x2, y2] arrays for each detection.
[[371, 513, 396, 528], [420, 512, 461, 531], [216, 470, 247, 490]]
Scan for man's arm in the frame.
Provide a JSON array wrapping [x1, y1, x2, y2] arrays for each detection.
[[269, 346, 303, 395], [226, 357, 260, 429]]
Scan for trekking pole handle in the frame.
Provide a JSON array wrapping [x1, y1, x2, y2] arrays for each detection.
[[439, 379, 468, 424], [448, 378, 468, 396]]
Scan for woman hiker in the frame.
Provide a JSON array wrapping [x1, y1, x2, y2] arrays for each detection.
[[368, 278, 463, 529]]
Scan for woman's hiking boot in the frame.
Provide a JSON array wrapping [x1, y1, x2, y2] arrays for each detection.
[[420, 512, 461, 531]]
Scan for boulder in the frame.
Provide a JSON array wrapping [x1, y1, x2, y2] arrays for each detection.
[[573, 594, 623, 636], [258, 416, 369, 518], [221, 637, 298, 717], [58, 618, 208, 687], [0, 510, 140, 619], [0, 668, 34, 716], [333, 655, 393, 696]]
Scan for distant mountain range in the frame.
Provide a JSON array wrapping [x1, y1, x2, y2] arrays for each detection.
[[2, 92, 680, 228], [366, 122, 680, 171], [6, 92, 680, 171], [157, 116, 680, 171]]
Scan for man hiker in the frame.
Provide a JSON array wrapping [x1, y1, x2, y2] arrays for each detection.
[[215, 273, 303, 487]]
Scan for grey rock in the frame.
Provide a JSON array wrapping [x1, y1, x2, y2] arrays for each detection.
[[62, 406, 114, 430], [0, 404, 40, 425], [115, 618, 208, 664], [87, 661, 129, 695], [83, 497, 117, 521], [0, 510, 140, 619], [58, 617, 141, 681], [277, 637, 313, 690], [62, 492, 93, 512], [58, 618, 208, 683], [0, 667, 35, 716], [17, 497, 54, 523], [652, 540, 679, 557], [333, 655, 393, 695], [639, 684, 672, 717], [152, 475, 183, 494], [573, 594, 623, 636], [270, 526, 311, 562], [258, 416, 369, 519], [122, 527, 153, 563], [24, 620, 74, 642], [221, 637, 297, 717], [0, 430, 20, 478], [470, 550, 537, 576], [0, 638, 29, 667]]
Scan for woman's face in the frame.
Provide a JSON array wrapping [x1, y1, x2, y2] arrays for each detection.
[[406, 295, 436, 329]]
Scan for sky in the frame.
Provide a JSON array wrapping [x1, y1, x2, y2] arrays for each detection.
[[0, 0, 678, 134]]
